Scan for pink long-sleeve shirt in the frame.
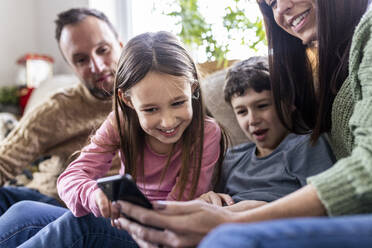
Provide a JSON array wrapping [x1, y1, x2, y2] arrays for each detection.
[[57, 112, 221, 217]]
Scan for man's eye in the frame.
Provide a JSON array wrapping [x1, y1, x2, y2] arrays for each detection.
[[74, 57, 88, 65], [97, 46, 110, 54]]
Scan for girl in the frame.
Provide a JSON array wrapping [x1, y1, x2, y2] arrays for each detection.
[[11, 31, 226, 248], [112, 1, 372, 248], [57, 30, 226, 219]]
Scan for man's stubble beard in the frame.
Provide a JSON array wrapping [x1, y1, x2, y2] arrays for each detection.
[[88, 86, 113, 100]]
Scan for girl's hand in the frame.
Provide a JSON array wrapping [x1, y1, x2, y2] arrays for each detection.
[[198, 191, 234, 206], [94, 188, 120, 220], [114, 200, 236, 247]]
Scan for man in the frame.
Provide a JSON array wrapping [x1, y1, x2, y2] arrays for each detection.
[[0, 8, 123, 214]]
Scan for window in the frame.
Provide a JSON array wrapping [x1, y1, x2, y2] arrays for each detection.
[[91, 0, 267, 62]]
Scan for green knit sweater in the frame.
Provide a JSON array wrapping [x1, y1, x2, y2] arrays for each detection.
[[308, 7, 372, 216]]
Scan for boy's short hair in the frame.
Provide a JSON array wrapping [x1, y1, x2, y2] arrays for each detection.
[[224, 56, 270, 104]]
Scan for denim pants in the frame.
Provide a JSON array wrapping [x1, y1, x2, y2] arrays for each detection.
[[17, 204, 138, 248], [199, 214, 372, 248], [0, 186, 62, 215], [0, 200, 67, 248]]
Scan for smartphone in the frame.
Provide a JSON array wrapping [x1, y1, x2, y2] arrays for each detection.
[[97, 174, 153, 209], [97, 174, 163, 231]]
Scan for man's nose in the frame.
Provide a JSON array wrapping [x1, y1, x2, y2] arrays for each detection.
[[89, 56, 105, 73]]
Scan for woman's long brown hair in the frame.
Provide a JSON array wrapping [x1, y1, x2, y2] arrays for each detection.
[[258, 0, 368, 141]]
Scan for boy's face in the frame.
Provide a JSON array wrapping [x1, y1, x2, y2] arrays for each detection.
[[231, 89, 289, 157]]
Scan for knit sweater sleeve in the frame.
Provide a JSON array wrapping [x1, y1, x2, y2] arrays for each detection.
[[0, 91, 77, 185], [308, 11, 372, 216], [57, 112, 120, 217]]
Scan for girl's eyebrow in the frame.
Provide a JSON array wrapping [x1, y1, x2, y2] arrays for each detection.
[[170, 95, 187, 101], [139, 103, 157, 109]]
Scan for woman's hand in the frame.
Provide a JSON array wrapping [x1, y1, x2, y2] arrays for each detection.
[[114, 200, 237, 247], [94, 188, 120, 220], [198, 191, 234, 206]]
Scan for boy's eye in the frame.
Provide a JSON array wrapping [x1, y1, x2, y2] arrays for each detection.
[[236, 109, 247, 115]]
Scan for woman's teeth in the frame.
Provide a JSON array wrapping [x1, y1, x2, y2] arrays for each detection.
[[292, 10, 309, 27]]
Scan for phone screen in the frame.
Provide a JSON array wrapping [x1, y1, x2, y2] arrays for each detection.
[[97, 174, 153, 209]]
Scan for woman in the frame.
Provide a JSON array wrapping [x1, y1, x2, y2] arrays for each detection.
[[114, 0, 372, 247]]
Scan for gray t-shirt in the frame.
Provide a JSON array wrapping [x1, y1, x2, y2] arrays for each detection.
[[216, 133, 335, 203]]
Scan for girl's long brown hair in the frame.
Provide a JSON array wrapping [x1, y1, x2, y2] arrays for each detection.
[[257, 0, 368, 141], [113, 31, 227, 200]]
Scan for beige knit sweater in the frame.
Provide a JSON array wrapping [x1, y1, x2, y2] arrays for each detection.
[[0, 83, 114, 200]]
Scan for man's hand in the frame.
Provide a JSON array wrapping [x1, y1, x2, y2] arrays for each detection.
[[198, 191, 234, 206], [114, 200, 237, 248]]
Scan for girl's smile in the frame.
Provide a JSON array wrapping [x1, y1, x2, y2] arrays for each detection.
[[157, 124, 181, 138]]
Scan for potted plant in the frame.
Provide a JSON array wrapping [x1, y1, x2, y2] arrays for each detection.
[[167, 0, 267, 75]]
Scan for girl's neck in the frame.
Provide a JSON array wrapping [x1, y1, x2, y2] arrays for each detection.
[[145, 135, 173, 155]]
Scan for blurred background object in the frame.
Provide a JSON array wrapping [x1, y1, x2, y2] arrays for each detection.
[[16, 53, 54, 114], [16, 53, 54, 88]]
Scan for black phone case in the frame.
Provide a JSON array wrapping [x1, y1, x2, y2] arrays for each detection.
[[97, 174, 163, 231], [97, 174, 153, 209]]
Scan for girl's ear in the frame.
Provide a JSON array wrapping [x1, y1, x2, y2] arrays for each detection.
[[191, 82, 199, 93], [191, 82, 200, 100], [118, 89, 134, 109]]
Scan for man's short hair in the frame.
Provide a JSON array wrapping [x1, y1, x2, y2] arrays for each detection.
[[55, 8, 118, 42], [224, 56, 270, 104]]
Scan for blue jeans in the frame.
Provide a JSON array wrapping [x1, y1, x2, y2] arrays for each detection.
[[18, 208, 138, 248], [199, 214, 372, 248], [0, 186, 62, 215], [0, 201, 67, 248]]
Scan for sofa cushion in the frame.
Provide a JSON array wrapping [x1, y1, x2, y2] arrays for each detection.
[[201, 69, 250, 146]]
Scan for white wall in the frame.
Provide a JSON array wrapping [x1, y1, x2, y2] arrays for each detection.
[[34, 0, 89, 76], [0, 0, 36, 86], [0, 0, 89, 86]]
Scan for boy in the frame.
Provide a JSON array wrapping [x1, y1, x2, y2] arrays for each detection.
[[200, 57, 335, 209]]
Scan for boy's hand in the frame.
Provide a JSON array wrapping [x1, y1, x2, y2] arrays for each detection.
[[198, 191, 234, 206], [224, 199, 267, 212], [94, 188, 120, 220]]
